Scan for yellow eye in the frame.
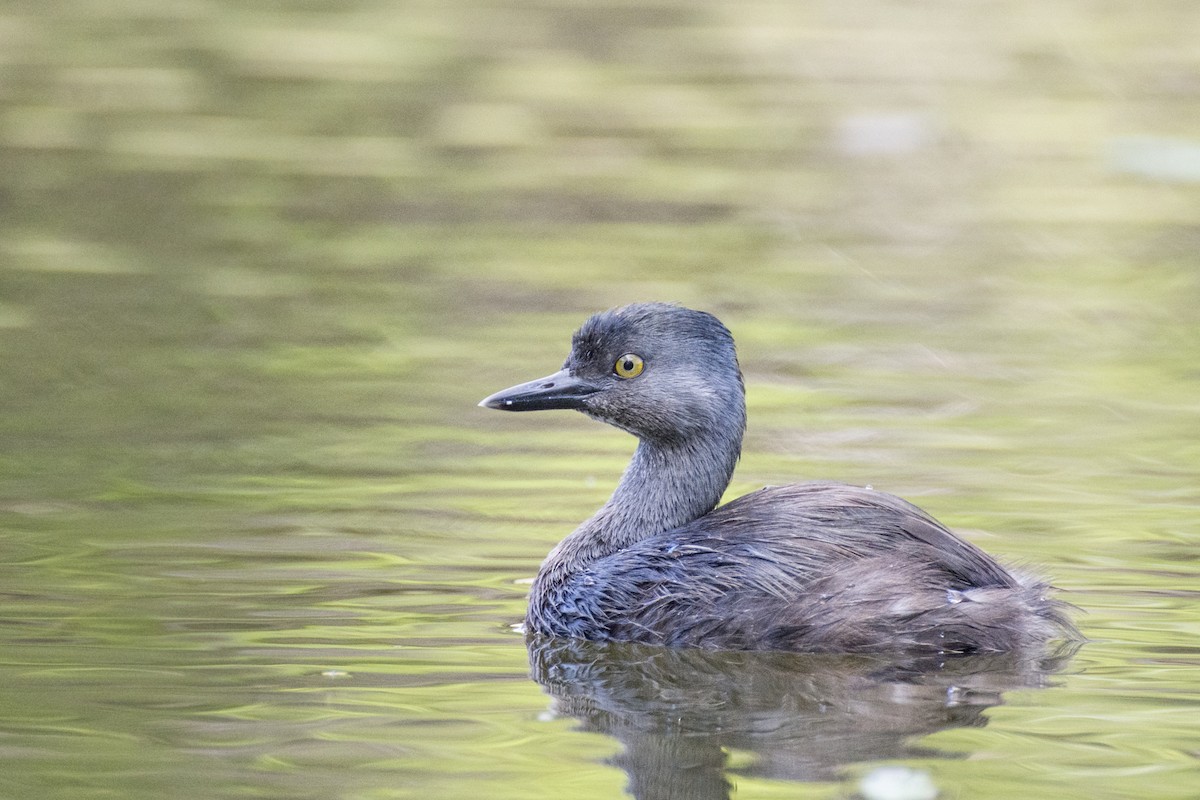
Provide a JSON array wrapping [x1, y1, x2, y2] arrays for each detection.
[[614, 353, 644, 379]]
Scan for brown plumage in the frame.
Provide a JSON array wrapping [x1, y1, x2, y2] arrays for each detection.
[[481, 303, 1077, 654]]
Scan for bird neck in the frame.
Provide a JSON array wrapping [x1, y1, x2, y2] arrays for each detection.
[[536, 427, 742, 585]]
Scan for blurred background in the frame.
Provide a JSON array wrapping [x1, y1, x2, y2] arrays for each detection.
[[0, 1, 1197, 798]]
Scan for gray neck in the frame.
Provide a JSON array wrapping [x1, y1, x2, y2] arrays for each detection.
[[535, 427, 742, 586]]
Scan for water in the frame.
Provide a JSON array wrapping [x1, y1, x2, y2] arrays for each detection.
[[1, 1, 1198, 798]]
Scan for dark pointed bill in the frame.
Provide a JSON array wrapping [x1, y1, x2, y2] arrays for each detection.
[[478, 369, 601, 412]]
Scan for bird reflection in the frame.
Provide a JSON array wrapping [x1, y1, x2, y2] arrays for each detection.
[[528, 635, 1077, 800]]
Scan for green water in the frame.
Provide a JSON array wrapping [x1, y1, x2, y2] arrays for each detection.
[[1, 1, 1198, 798]]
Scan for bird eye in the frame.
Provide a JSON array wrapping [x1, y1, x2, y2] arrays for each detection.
[[614, 353, 644, 379]]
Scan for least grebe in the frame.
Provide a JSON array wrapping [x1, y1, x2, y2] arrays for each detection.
[[480, 303, 1075, 654]]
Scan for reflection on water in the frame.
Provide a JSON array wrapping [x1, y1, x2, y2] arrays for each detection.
[[1, 0, 1199, 798], [529, 636, 1079, 799]]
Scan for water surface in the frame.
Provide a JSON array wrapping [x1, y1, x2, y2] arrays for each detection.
[[1, 1, 1198, 798]]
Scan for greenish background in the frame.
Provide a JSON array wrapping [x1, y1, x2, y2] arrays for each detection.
[[0, 1, 1197, 798]]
